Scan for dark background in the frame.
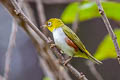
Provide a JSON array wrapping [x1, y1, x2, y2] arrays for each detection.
[[0, 1, 120, 80]]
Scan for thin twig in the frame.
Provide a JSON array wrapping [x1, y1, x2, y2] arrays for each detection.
[[1, 0, 88, 79], [51, 46, 88, 80], [71, 12, 89, 80], [11, 0, 49, 43], [26, 0, 82, 4], [19, 0, 58, 79], [36, 0, 46, 25], [0, 75, 3, 80], [23, 1, 72, 80], [3, 20, 17, 80], [36, 0, 48, 35], [23, 1, 38, 26], [86, 60, 103, 80], [95, 0, 120, 64], [72, 13, 79, 33], [21, 1, 61, 80]]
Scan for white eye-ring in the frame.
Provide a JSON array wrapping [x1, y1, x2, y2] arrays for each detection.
[[48, 22, 52, 26]]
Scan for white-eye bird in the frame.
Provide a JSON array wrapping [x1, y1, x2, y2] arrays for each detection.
[[45, 18, 102, 64]]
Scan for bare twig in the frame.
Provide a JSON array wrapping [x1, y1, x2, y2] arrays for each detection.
[[96, 0, 120, 64], [51, 46, 88, 80], [20, 1, 63, 80], [22, 2, 58, 80], [0, 75, 3, 80], [22, 1, 72, 80], [36, 0, 46, 25], [86, 60, 103, 80], [1, 0, 88, 79], [3, 20, 17, 80], [22, 1, 38, 26], [19, 1, 57, 79], [72, 13, 79, 33], [38, 56, 57, 80], [26, 0, 82, 4], [35, 0, 48, 35]]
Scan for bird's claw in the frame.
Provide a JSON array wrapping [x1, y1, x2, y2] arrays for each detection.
[[60, 50, 64, 54], [48, 37, 53, 44], [80, 72, 85, 80], [63, 56, 72, 66], [50, 44, 56, 48]]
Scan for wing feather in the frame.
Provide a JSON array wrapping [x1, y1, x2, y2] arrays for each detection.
[[62, 25, 86, 52], [62, 25, 102, 64]]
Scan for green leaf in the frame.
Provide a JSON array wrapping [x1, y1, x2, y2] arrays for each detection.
[[43, 77, 51, 80], [94, 29, 120, 61], [61, 1, 120, 23], [61, 2, 80, 23]]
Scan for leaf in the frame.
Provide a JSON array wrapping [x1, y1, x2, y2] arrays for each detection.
[[94, 29, 120, 61], [61, 1, 120, 23], [61, 2, 80, 23], [43, 77, 51, 80]]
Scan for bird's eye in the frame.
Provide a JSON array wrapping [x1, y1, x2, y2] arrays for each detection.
[[47, 22, 52, 27]]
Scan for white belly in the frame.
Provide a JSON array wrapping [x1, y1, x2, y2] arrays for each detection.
[[53, 27, 74, 56]]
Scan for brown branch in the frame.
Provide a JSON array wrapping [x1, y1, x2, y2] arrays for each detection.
[[95, 0, 120, 64], [3, 20, 17, 80], [0, 0, 88, 79], [0, 75, 3, 80], [36, 0, 48, 36], [25, 0, 82, 4], [36, 0, 46, 25], [19, 1, 58, 79], [72, 13, 79, 33], [35, 0, 46, 27], [51, 46, 88, 80], [72, 4, 103, 80], [19, 1, 69, 80], [86, 60, 103, 80], [22, 1, 38, 26], [22, 1, 72, 80]]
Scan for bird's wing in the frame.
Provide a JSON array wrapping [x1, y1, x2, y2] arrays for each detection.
[[62, 25, 102, 64], [62, 25, 86, 52]]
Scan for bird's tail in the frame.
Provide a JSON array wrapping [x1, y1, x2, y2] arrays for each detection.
[[85, 51, 102, 64], [87, 54, 102, 64]]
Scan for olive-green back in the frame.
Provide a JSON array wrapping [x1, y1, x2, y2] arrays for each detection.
[[62, 25, 87, 53]]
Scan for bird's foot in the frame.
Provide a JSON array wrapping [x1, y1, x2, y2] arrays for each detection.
[[80, 72, 85, 79], [63, 56, 72, 66], [60, 50, 64, 54], [48, 37, 53, 44], [50, 43, 56, 48]]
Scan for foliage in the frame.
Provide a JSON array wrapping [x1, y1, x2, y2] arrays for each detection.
[[61, 1, 120, 23], [43, 77, 51, 80], [94, 29, 120, 61]]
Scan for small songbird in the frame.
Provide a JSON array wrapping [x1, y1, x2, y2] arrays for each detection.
[[45, 18, 102, 64]]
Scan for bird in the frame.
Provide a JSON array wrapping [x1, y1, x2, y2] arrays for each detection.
[[44, 18, 102, 64]]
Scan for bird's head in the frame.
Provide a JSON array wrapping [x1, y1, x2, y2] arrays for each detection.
[[44, 18, 64, 32]]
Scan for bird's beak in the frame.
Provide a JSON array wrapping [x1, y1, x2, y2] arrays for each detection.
[[41, 24, 47, 29]]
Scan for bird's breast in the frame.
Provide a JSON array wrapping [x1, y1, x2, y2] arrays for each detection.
[[52, 28, 75, 56]]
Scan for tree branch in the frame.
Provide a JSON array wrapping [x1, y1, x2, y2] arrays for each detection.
[[19, 1, 72, 80], [72, 13, 79, 33], [0, 0, 88, 79], [36, 0, 48, 36], [86, 61, 103, 80], [19, 1, 59, 79], [25, 0, 82, 4], [3, 20, 17, 80], [96, 0, 120, 64], [0, 75, 3, 80], [34, 0, 72, 79]]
